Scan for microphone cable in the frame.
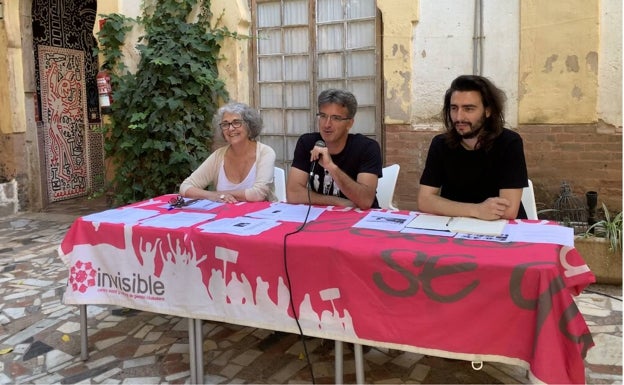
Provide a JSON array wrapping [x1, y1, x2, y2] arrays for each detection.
[[281, 168, 317, 383]]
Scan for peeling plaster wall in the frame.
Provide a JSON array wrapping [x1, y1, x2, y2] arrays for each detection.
[[411, 0, 519, 128], [519, 0, 599, 124], [213, 0, 251, 104], [0, 17, 10, 135], [0, 1, 27, 136], [598, 0, 622, 127], [377, 2, 418, 124], [94, 2, 148, 74]]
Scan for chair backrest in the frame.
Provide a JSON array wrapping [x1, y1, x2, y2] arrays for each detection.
[[377, 164, 400, 210], [522, 179, 538, 220], [274, 166, 287, 202]]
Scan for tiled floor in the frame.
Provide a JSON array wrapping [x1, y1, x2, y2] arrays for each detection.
[[0, 196, 621, 384]]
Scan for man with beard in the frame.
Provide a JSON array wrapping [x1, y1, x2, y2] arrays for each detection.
[[418, 75, 529, 220]]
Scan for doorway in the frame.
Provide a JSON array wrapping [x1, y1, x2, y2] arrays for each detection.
[[32, 0, 105, 205]]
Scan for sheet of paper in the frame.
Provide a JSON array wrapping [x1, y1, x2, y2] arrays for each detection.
[[400, 227, 457, 237], [81, 208, 161, 225], [505, 222, 574, 246], [246, 202, 325, 223], [455, 232, 510, 242], [406, 214, 507, 236], [197, 217, 281, 236], [448, 217, 507, 236], [139, 212, 216, 229], [405, 214, 452, 232], [352, 211, 417, 232]]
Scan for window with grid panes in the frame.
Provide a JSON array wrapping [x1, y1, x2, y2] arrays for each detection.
[[251, 0, 381, 171]]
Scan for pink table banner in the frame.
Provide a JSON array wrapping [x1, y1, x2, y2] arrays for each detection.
[[59, 195, 595, 384]]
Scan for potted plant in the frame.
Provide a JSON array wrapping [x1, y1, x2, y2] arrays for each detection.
[[586, 203, 622, 252], [575, 203, 622, 284]]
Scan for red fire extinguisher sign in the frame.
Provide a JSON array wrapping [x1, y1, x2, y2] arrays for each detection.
[[96, 70, 112, 114]]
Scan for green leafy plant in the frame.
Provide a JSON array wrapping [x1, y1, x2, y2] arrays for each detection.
[[96, 0, 236, 206], [585, 203, 622, 253]]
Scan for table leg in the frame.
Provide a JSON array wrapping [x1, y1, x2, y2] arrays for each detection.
[[194, 319, 204, 383], [80, 305, 88, 361], [335, 340, 343, 384], [354, 344, 364, 384], [188, 318, 197, 384]]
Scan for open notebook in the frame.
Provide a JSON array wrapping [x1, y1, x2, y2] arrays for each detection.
[[406, 214, 507, 236]]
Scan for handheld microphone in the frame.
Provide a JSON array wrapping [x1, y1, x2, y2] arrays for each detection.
[[309, 140, 326, 182]]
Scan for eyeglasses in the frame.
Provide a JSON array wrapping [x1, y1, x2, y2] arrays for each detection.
[[168, 195, 199, 210], [316, 113, 352, 122], [219, 120, 244, 130]]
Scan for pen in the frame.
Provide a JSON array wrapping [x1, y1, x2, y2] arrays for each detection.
[[445, 217, 453, 227]]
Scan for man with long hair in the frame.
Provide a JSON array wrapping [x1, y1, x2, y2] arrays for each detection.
[[418, 75, 529, 220]]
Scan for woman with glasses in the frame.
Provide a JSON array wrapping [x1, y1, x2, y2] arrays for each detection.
[[179, 102, 276, 203]]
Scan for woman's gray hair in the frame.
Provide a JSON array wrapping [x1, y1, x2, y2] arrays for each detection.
[[213, 102, 263, 140]]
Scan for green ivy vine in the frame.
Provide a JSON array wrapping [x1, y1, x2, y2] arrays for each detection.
[[96, 0, 236, 206]]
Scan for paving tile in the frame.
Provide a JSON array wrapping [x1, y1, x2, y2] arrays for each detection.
[[268, 359, 309, 383], [57, 321, 81, 334], [120, 376, 160, 384], [2, 318, 58, 345], [92, 367, 122, 383], [219, 363, 244, 378], [409, 363, 430, 382], [586, 333, 623, 365], [231, 348, 263, 366], [23, 341, 53, 361], [45, 349, 76, 371], [390, 351, 425, 368]]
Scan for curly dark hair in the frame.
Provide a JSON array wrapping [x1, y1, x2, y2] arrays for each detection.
[[442, 75, 507, 151]]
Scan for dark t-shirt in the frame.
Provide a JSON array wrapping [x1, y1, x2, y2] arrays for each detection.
[[292, 133, 383, 208], [419, 129, 529, 219]]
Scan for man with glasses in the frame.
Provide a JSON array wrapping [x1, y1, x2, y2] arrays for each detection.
[[287, 89, 382, 209]]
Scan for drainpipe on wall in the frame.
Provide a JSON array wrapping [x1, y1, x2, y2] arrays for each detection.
[[472, 0, 484, 75]]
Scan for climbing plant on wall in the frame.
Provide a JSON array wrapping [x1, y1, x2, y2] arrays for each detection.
[[96, 0, 235, 206]]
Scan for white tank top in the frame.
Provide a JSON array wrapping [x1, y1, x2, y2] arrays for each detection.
[[216, 162, 257, 191]]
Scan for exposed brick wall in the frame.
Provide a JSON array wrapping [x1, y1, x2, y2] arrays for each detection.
[[384, 123, 622, 215]]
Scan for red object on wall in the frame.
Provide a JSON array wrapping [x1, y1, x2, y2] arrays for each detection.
[[96, 70, 112, 114]]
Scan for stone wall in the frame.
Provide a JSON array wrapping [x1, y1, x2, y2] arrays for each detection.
[[0, 179, 19, 216]]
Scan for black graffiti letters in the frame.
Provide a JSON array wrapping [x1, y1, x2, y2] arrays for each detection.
[[372, 249, 479, 302], [510, 262, 593, 355]]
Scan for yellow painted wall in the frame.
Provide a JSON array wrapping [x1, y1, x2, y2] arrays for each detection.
[[377, 1, 419, 124], [0, 1, 26, 135], [519, 0, 599, 124], [0, 20, 9, 134], [93, 0, 249, 103], [212, 0, 251, 104]]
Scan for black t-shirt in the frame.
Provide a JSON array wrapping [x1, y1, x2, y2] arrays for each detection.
[[420, 129, 529, 219], [292, 133, 383, 208]]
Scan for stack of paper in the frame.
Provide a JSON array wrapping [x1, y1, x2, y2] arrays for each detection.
[[405, 214, 507, 236]]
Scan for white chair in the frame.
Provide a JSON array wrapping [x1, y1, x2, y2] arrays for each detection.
[[377, 164, 400, 210], [522, 179, 538, 220], [274, 166, 287, 202]]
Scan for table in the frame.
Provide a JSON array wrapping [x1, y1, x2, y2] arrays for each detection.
[[58, 195, 595, 384]]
